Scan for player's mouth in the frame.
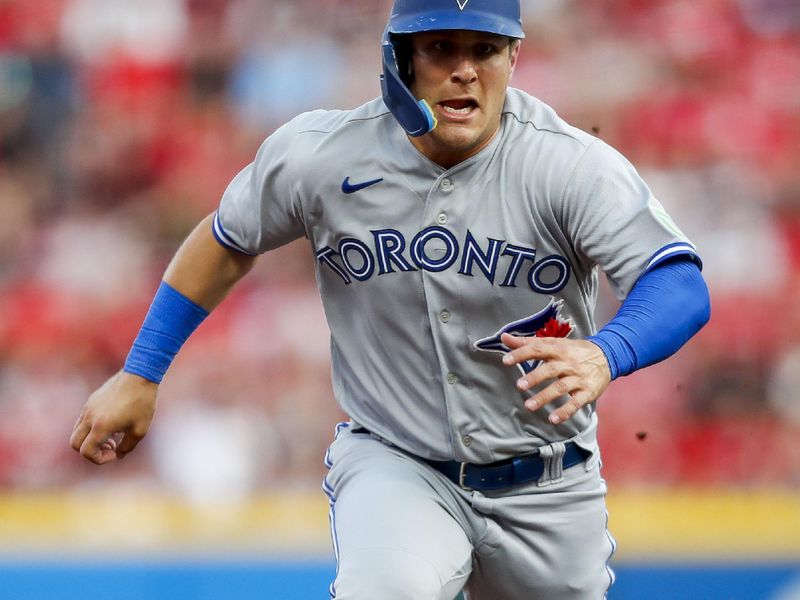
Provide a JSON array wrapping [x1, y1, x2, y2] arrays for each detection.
[[437, 98, 479, 121]]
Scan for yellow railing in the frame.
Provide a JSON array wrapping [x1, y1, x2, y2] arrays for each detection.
[[0, 488, 798, 558], [607, 488, 800, 559]]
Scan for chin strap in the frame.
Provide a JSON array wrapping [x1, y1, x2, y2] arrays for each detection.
[[380, 38, 437, 137]]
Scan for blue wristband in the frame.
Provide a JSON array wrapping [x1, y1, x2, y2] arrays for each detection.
[[123, 282, 209, 384], [588, 259, 710, 380]]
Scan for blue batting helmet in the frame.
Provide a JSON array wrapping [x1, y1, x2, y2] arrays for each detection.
[[380, 0, 525, 137]]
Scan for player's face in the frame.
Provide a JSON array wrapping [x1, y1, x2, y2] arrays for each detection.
[[408, 30, 519, 168]]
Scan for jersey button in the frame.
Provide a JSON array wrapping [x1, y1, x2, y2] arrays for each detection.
[[462, 435, 473, 447], [447, 372, 458, 385], [440, 310, 450, 323], [440, 178, 453, 192], [436, 212, 448, 225]]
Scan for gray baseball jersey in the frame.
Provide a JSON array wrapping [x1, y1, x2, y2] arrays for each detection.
[[214, 87, 699, 464]]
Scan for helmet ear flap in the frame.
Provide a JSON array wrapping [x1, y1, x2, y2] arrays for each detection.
[[380, 32, 437, 137]]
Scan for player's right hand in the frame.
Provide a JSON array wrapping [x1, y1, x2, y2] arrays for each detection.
[[70, 371, 157, 465]]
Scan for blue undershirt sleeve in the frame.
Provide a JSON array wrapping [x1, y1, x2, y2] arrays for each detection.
[[587, 258, 710, 380]]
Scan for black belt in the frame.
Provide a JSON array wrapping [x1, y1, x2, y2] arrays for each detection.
[[351, 427, 590, 492]]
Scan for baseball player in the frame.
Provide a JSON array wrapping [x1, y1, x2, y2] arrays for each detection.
[[70, 0, 710, 598]]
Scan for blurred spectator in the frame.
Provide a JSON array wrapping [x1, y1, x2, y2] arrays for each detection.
[[768, 345, 800, 426], [149, 376, 280, 505], [227, 10, 344, 129], [60, 0, 188, 66], [642, 162, 789, 296], [736, 0, 800, 36]]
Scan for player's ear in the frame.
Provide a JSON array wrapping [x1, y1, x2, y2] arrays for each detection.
[[509, 39, 521, 74]]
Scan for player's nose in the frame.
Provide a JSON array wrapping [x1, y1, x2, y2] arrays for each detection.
[[450, 54, 478, 84]]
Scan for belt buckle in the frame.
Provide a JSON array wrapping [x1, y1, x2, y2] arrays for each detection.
[[458, 462, 473, 491]]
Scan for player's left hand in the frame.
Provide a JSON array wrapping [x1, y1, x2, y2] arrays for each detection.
[[500, 333, 611, 424]]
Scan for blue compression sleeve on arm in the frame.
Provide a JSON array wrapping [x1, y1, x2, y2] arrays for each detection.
[[587, 259, 710, 380], [123, 281, 209, 384]]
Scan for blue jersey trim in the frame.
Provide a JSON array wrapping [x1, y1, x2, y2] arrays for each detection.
[[212, 212, 258, 256], [645, 241, 702, 272]]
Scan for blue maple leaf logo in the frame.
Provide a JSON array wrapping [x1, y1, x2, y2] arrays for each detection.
[[473, 300, 573, 375]]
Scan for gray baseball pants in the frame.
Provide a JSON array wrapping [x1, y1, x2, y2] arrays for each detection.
[[322, 424, 616, 599]]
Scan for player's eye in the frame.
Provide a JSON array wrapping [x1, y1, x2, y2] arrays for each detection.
[[431, 40, 453, 53], [475, 43, 499, 57]]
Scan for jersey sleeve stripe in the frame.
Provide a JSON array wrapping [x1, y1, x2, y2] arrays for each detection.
[[212, 212, 258, 256], [645, 242, 702, 272]]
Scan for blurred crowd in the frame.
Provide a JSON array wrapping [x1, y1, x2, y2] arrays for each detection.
[[0, 0, 799, 498]]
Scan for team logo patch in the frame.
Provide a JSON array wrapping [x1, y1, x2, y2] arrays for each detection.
[[473, 299, 573, 375], [456, 0, 470, 10]]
